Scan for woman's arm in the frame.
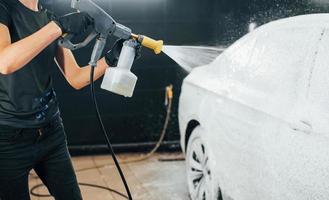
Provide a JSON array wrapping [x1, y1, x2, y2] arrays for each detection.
[[55, 47, 109, 90], [0, 22, 62, 74], [0, 11, 93, 75]]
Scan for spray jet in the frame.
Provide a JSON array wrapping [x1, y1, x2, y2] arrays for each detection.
[[59, 0, 163, 97]]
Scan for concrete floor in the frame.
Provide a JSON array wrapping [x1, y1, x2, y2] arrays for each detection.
[[28, 152, 190, 200]]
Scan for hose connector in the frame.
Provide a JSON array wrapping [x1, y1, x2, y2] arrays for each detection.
[[165, 84, 173, 106], [166, 85, 173, 100], [132, 34, 163, 54]]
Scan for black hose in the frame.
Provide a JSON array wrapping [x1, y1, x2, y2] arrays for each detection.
[[75, 85, 173, 172], [28, 64, 133, 200], [30, 183, 128, 199], [89, 64, 133, 200], [28, 64, 133, 199]]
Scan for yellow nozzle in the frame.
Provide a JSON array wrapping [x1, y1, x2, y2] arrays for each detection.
[[132, 34, 163, 54], [141, 36, 163, 54]]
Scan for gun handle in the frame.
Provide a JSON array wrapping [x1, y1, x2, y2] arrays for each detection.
[[58, 31, 98, 50]]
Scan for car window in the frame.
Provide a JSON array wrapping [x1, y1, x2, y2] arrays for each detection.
[[211, 26, 322, 118], [246, 27, 319, 96], [215, 27, 318, 94], [225, 33, 258, 71], [211, 31, 259, 80]]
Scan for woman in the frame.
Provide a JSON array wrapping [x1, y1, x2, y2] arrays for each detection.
[[0, 0, 139, 199]]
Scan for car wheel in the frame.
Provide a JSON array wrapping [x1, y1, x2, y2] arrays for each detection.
[[186, 127, 217, 200]]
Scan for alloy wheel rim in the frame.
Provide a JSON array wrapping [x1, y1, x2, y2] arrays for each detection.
[[187, 137, 212, 200]]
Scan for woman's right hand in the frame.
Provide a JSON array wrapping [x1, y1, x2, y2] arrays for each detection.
[[53, 12, 94, 35], [105, 39, 142, 67]]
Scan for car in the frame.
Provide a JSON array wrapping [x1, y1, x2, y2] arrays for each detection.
[[179, 14, 329, 200]]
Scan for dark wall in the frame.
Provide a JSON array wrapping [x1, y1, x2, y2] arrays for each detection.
[[40, 0, 329, 149], [213, 0, 329, 45]]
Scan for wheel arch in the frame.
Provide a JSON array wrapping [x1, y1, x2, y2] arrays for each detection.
[[184, 119, 200, 151]]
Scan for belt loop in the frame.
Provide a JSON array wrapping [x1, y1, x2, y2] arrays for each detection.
[[34, 128, 43, 144]]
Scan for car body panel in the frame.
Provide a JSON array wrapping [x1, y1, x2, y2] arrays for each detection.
[[179, 14, 329, 199]]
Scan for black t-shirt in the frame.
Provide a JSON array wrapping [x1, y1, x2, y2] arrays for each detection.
[[0, 0, 60, 128]]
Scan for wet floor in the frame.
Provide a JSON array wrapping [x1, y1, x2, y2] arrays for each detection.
[[28, 152, 190, 200]]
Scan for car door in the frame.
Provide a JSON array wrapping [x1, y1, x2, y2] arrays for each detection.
[[283, 27, 329, 200]]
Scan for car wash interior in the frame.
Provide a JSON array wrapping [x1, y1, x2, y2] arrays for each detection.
[[41, 0, 329, 152], [4, 0, 329, 199]]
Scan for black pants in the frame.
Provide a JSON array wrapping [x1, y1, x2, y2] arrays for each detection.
[[0, 115, 82, 200]]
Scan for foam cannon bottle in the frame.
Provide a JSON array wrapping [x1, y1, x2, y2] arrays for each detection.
[[101, 35, 163, 97]]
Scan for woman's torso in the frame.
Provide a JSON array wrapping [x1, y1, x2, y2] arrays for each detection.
[[0, 0, 60, 128]]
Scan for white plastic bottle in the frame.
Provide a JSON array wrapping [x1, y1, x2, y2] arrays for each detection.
[[101, 40, 138, 97]]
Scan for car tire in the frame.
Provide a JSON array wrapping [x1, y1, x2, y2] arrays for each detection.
[[186, 126, 221, 200]]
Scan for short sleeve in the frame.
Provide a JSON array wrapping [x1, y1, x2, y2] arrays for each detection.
[[0, 1, 10, 26]]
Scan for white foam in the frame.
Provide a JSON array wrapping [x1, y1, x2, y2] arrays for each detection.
[[179, 14, 329, 199]]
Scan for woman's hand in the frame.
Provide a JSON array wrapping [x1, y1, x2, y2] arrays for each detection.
[[53, 12, 94, 35], [105, 39, 142, 67]]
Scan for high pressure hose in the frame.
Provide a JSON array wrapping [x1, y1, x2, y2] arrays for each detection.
[[30, 182, 128, 199], [29, 64, 134, 200], [74, 84, 173, 172], [89, 64, 133, 200]]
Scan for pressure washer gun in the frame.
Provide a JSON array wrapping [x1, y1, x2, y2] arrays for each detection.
[[58, 0, 163, 97]]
